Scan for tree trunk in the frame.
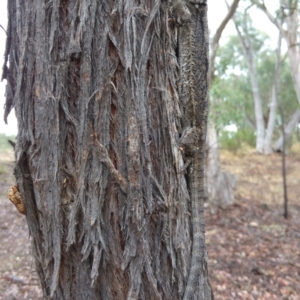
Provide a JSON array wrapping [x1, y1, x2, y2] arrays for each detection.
[[273, 109, 300, 152], [205, 123, 236, 213], [205, 0, 240, 211], [263, 33, 282, 155], [2, 0, 212, 299], [234, 21, 265, 153], [263, 85, 278, 154], [286, 45, 300, 105], [209, 0, 240, 83], [283, 0, 300, 106], [247, 48, 265, 153], [252, 0, 300, 105]]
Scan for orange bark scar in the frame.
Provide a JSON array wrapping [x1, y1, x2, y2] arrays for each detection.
[[7, 185, 26, 215]]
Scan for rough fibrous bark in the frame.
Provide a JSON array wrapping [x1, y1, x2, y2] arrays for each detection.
[[175, 2, 211, 298], [2, 0, 212, 299]]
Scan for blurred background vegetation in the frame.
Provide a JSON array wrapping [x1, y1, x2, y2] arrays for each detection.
[[0, 134, 16, 151], [210, 30, 299, 152]]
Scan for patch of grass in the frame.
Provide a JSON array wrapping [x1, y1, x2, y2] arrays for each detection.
[[290, 138, 300, 154], [219, 128, 256, 153], [0, 134, 16, 151], [0, 164, 5, 175]]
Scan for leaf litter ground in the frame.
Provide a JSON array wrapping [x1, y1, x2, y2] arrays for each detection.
[[0, 147, 299, 299], [206, 147, 300, 300]]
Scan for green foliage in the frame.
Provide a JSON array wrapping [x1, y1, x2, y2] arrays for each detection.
[[219, 130, 241, 152], [219, 128, 256, 152], [0, 134, 16, 151], [0, 164, 5, 175], [210, 72, 253, 130], [211, 28, 298, 147], [238, 128, 256, 147]]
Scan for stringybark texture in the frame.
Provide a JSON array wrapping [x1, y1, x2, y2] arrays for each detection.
[[2, 0, 211, 299]]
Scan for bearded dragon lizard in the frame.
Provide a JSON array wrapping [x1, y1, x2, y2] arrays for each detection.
[[170, 1, 213, 299]]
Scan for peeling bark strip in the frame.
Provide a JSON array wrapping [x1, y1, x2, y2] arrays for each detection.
[[7, 185, 26, 215], [3, 0, 211, 299]]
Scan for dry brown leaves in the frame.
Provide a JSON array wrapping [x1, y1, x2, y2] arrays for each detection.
[[206, 148, 300, 299]]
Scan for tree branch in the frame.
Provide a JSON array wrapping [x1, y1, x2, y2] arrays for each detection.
[[209, 0, 240, 84], [251, 0, 287, 36], [0, 24, 7, 35]]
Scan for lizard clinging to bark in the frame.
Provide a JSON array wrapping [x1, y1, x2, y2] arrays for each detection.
[[170, 0, 213, 299]]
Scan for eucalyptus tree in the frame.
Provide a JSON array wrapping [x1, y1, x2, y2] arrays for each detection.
[[2, 0, 213, 299], [211, 33, 298, 150], [232, 9, 267, 153], [252, 0, 300, 150], [263, 32, 282, 154], [205, 0, 240, 213], [253, 0, 300, 105]]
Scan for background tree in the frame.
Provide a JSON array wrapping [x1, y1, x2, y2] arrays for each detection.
[[263, 31, 282, 154], [2, 0, 213, 299], [205, 0, 240, 213], [211, 29, 298, 153], [252, 0, 300, 103], [233, 9, 265, 153], [252, 0, 300, 150]]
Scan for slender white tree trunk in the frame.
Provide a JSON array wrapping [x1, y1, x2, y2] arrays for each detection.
[[286, 46, 300, 105], [273, 109, 300, 152], [234, 21, 265, 153], [205, 0, 240, 211], [283, 0, 300, 105], [247, 54, 265, 153], [206, 123, 236, 213], [253, 0, 300, 107], [264, 86, 278, 154], [263, 33, 282, 154]]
